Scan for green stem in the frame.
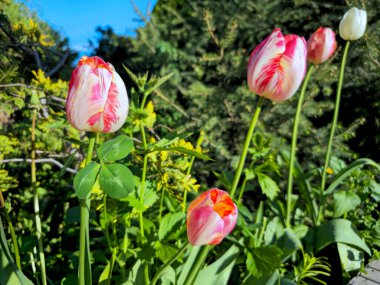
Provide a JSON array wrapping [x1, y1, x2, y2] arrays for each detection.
[[159, 186, 165, 222], [31, 110, 47, 285], [106, 248, 117, 285], [139, 122, 148, 240], [103, 195, 112, 251], [79, 135, 95, 285], [318, 41, 350, 223], [182, 132, 204, 212], [257, 217, 267, 247], [230, 96, 264, 199], [4, 209, 21, 269], [183, 245, 211, 285], [285, 65, 314, 228], [151, 241, 190, 285], [237, 178, 248, 205]]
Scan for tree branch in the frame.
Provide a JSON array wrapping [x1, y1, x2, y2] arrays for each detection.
[[0, 158, 77, 174]]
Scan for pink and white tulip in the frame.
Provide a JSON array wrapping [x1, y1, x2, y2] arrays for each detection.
[[247, 28, 307, 102], [307, 27, 337, 65], [187, 188, 238, 246], [66, 56, 129, 133]]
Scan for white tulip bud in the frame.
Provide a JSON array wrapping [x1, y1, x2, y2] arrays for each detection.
[[339, 7, 367, 41]]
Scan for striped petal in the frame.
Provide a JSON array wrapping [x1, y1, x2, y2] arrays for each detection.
[[247, 29, 307, 101], [66, 56, 129, 133], [187, 188, 238, 246]]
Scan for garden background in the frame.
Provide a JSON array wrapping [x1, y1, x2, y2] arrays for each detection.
[[0, 0, 379, 284]]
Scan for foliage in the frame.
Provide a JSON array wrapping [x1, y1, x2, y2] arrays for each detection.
[[0, 0, 379, 284]]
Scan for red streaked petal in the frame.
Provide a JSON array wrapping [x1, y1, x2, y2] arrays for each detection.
[[187, 205, 224, 246]]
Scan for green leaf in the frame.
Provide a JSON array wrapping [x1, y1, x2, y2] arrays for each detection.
[[142, 183, 159, 208], [145, 72, 174, 96], [337, 242, 364, 272], [158, 212, 186, 241], [257, 173, 280, 200], [99, 164, 135, 199], [154, 241, 178, 263], [178, 246, 202, 285], [277, 228, 303, 260], [125, 259, 145, 285], [315, 219, 371, 255], [242, 270, 280, 285], [98, 261, 111, 285], [74, 162, 101, 199], [333, 191, 361, 218], [324, 158, 380, 196], [0, 216, 34, 285], [246, 245, 282, 278], [194, 245, 239, 285], [97, 134, 134, 162], [159, 265, 176, 285]]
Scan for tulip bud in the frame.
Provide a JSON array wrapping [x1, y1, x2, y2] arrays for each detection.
[[187, 188, 238, 246], [66, 56, 129, 133], [339, 7, 367, 41], [247, 28, 307, 102], [307, 27, 337, 65]]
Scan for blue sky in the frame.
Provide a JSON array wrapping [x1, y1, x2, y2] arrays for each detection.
[[23, 0, 157, 53]]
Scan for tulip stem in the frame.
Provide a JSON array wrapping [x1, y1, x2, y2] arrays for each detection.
[[139, 122, 148, 241], [230, 96, 264, 200], [79, 135, 95, 285], [318, 41, 350, 223], [285, 65, 314, 228], [151, 241, 189, 285], [183, 245, 211, 285], [31, 110, 47, 285]]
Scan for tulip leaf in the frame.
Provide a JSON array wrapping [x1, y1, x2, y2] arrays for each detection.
[[74, 162, 101, 199], [257, 173, 280, 200], [0, 216, 34, 285], [337, 242, 364, 273], [158, 212, 186, 241], [315, 219, 371, 255], [99, 163, 135, 199], [177, 246, 202, 285], [332, 191, 361, 218], [194, 245, 239, 285], [97, 134, 134, 162], [246, 245, 282, 278]]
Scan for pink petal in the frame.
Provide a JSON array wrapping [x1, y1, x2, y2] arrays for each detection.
[[187, 205, 224, 246]]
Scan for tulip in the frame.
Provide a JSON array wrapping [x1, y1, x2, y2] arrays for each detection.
[[307, 27, 337, 65], [247, 28, 307, 102], [339, 7, 367, 41], [66, 56, 129, 133], [187, 188, 238, 246]]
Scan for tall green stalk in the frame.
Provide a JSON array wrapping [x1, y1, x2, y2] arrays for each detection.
[[230, 96, 264, 199], [182, 131, 204, 212], [318, 41, 350, 223], [151, 242, 190, 285], [285, 65, 314, 228], [79, 135, 95, 285], [139, 122, 148, 240], [31, 110, 47, 285], [183, 245, 210, 285]]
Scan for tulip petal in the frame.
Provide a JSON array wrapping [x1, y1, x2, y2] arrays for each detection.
[[187, 205, 224, 246], [66, 56, 129, 133], [247, 28, 307, 101]]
